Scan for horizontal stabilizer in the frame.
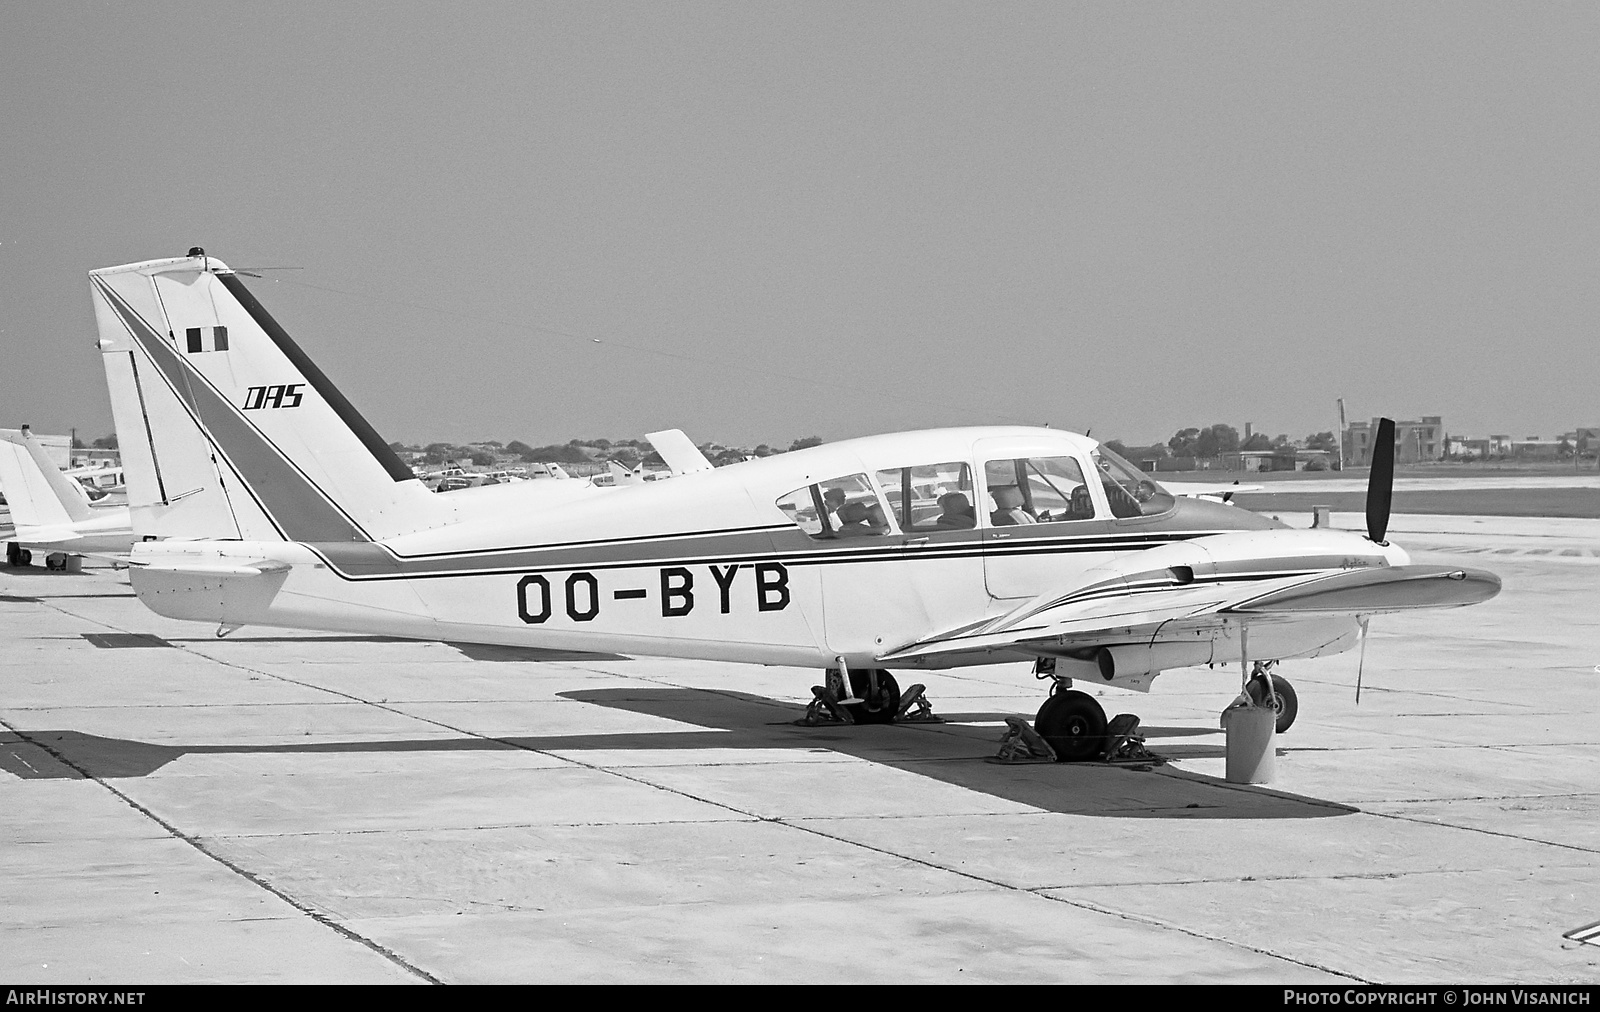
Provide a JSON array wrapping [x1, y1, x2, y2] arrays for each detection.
[[128, 559, 291, 577]]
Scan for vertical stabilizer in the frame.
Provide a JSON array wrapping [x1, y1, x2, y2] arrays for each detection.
[[0, 433, 76, 529], [645, 429, 715, 475], [3, 428, 93, 522], [89, 253, 457, 543]]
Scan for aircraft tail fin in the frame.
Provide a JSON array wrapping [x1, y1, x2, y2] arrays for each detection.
[[0, 432, 80, 530], [90, 252, 457, 543], [0, 428, 93, 523], [645, 429, 715, 475]]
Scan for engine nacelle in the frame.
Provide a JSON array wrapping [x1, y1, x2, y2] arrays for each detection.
[[1096, 641, 1218, 680]]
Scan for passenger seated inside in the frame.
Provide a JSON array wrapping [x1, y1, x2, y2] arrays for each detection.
[[932, 491, 976, 530], [833, 500, 886, 537], [990, 485, 1037, 526], [821, 487, 848, 528]]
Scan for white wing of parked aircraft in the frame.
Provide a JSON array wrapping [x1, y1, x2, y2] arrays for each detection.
[[65, 462, 126, 498], [92, 251, 1500, 761], [1158, 479, 1263, 502], [0, 428, 135, 560]]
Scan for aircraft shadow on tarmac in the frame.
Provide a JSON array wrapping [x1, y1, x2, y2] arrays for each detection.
[[0, 688, 1354, 820]]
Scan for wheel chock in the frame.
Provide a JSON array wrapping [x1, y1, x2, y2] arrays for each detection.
[[990, 716, 1058, 764], [796, 684, 855, 726], [1101, 713, 1164, 765], [894, 683, 942, 723]]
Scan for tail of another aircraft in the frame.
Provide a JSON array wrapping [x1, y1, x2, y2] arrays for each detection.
[[90, 252, 457, 543], [0, 428, 94, 525], [0, 430, 85, 530]]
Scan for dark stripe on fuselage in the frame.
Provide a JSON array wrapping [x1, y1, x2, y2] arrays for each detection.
[[95, 278, 370, 543], [217, 273, 415, 484], [302, 526, 1242, 582]]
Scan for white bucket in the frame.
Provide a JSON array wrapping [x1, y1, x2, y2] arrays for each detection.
[[1222, 704, 1277, 783]]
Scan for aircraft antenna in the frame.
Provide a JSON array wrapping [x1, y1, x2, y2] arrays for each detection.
[[1355, 615, 1370, 704], [229, 267, 304, 278]]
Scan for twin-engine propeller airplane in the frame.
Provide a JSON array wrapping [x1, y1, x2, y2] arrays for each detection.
[[89, 251, 1501, 760]]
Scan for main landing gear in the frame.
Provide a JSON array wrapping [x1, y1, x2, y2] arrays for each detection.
[[1241, 663, 1298, 734], [6, 542, 32, 567], [993, 658, 1161, 764], [797, 661, 941, 726], [1032, 681, 1109, 761]]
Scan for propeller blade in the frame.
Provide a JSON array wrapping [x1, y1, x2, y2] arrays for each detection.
[[1366, 417, 1396, 543]]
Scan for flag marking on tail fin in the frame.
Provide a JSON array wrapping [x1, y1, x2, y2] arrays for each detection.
[[93, 276, 371, 543], [185, 326, 228, 353]]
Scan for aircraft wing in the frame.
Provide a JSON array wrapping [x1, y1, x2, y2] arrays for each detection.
[[1158, 480, 1263, 501], [878, 564, 1500, 665]]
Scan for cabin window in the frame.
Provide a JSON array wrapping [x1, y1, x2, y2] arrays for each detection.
[[775, 473, 896, 539], [981, 456, 1096, 525], [873, 462, 975, 531], [1091, 447, 1176, 518]]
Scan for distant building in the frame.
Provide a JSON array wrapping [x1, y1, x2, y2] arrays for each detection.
[[73, 447, 121, 467], [1219, 448, 1330, 472], [19, 432, 73, 469], [1343, 416, 1443, 466], [1447, 437, 1493, 459], [1510, 438, 1563, 459]]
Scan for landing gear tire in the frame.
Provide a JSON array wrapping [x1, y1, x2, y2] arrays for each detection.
[[1247, 673, 1298, 733], [846, 669, 901, 725], [7, 543, 31, 567], [1034, 689, 1108, 762]]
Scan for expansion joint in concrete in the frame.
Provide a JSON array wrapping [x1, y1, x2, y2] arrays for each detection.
[[0, 713, 444, 985]]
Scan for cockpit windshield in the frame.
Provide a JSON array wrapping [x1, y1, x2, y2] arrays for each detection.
[[1090, 446, 1176, 518]]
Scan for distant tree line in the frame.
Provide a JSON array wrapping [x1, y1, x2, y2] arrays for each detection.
[[384, 434, 828, 468], [1104, 426, 1338, 463]]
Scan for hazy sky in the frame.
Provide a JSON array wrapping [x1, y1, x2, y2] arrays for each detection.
[[2, 2, 1596, 449]]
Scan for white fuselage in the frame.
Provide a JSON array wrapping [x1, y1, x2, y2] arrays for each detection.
[[128, 428, 1393, 679]]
